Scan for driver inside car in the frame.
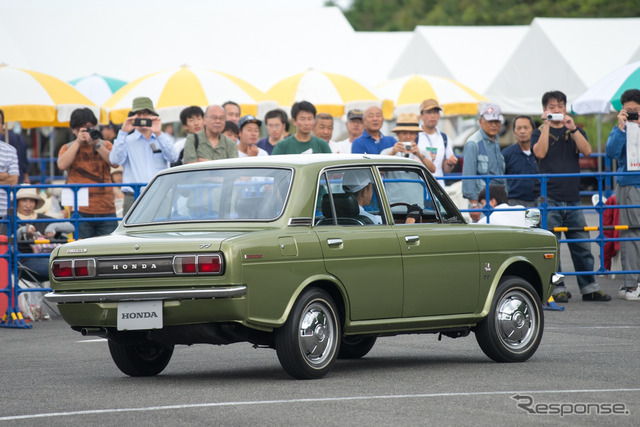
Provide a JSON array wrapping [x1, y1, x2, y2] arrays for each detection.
[[342, 169, 421, 224]]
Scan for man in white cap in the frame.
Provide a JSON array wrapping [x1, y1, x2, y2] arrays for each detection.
[[237, 115, 268, 157], [462, 103, 506, 221]]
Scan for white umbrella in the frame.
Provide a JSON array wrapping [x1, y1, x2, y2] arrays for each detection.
[[265, 69, 393, 119], [69, 74, 127, 107], [572, 61, 640, 114], [377, 74, 487, 117], [0, 65, 99, 127], [103, 66, 265, 124]]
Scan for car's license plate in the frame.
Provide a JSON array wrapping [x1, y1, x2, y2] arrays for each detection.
[[117, 301, 163, 331]]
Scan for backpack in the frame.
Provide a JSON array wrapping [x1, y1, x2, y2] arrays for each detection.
[[415, 131, 448, 151]]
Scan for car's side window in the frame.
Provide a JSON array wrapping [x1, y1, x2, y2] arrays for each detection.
[[315, 168, 386, 226], [380, 167, 464, 224]]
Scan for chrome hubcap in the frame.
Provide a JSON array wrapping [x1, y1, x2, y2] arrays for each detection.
[[495, 290, 537, 350], [299, 302, 335, 366]]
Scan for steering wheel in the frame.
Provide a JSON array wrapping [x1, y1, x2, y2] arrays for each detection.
[[389, 202, 422, 223]]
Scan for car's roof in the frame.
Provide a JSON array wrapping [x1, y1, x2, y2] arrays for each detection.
[[168, 154, 423, 173]]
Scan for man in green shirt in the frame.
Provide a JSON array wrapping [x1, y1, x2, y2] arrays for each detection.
[[182, 105, 238, 163], [272, 101, 332, 155]]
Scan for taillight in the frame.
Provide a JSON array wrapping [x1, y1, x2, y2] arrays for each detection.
[[51, 259, 96, 279], [52, 260, 73, 278], [173, 254, 223, 275], [198, 255, 221, 274], [175, 256, 197, 274], [74, 259, 96, 277]]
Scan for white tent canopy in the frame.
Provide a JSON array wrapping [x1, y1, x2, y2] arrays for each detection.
[[484, 17, 640, 114], [389, 25, 528, 95]]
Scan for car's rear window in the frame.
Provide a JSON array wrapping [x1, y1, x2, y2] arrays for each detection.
[[125, 168, 292, 225]]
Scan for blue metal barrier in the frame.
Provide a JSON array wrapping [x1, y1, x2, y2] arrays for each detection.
[[0, 182, 144, 328], [450, 170, 640, 280]]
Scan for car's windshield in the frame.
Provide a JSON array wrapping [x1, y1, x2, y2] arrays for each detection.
[[126, 167, 292, 225]]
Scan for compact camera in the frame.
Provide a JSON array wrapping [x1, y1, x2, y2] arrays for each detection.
[[404, 143, 413, 151], [84, 127, 102, 140], [546, 113, 564, 121], [627, 112, 639, 121], [133, 118, 153, 127]]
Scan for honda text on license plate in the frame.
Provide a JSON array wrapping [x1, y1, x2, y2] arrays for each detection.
[[117, 301, 163, 331]]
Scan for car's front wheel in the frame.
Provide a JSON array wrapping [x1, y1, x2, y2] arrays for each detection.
[[275, 288, 340, 379], [108, 339, 174, 376], [475, 276, 543, 363]]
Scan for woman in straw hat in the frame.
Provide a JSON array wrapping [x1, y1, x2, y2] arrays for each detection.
[[0, 188, 74, 280], [382, 113, 436, 173]]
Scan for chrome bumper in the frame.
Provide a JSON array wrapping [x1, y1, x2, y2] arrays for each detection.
[[44, 286, 247, 303]]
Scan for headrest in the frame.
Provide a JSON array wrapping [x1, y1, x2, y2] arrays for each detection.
[[322, 193, 359, 218]]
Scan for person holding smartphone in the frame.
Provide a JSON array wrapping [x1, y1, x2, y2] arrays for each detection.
[[606, 89, 640, 301], [109, 97, 177, 214]]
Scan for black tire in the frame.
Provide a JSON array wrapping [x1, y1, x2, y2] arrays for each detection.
[[338, 336, 377, 359], [108, 339, 174, 377], [275, 288, 341, 379], [475, 276, 544, 363]]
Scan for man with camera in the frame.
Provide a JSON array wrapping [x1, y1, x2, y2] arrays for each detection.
[[605, 89, 640, 301], [58, 108, 117, 238], [532, 90, 610, 302], [109, 97, 178, 215]]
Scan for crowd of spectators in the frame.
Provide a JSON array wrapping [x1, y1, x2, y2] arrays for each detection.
[[2, 89, 640, 303]]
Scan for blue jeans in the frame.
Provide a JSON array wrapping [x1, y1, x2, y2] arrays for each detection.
[[77, 212, 118, 239], [546, 199, 600, 294], [21, 256, 50, 282]]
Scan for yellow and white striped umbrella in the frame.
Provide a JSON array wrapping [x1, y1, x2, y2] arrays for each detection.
[[377, 74, 487, 117], [0, 65, 99, 127], [103, 66, 265, 124], [265, 69, 393, 119]]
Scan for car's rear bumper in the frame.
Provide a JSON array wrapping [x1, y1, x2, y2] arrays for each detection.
[[44, 286, 246, 303]]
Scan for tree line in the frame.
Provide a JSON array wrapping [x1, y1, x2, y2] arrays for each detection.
[[332, 0, 640, 31]]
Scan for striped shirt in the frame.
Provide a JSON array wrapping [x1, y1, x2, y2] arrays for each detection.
[[0, 142, 19, 215]]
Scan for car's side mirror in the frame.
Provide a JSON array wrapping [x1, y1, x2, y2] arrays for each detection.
[[525, 208, 541, 227]]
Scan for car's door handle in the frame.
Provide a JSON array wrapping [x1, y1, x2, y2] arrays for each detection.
[[405, 235, 420, 243], [327, 238, 343, 247]]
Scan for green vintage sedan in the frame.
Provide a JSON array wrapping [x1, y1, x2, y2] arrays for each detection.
[[45, 154, 559, 379]]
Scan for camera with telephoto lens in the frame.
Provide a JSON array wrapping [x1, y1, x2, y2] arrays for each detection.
[[546, 113, 564, 121], [84, 127, 102, 140], [627, 112, 639, 121]]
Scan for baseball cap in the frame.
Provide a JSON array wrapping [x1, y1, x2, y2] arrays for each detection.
[[346, 109, 363, 121], [420, 99, 442, 112], [480, 103, 504, 122], [238, 114, 262, 130], [342, 169, 373, 193]]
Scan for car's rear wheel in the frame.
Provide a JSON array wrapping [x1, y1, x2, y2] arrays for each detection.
[[338, 335, 377, 359], [475, 276, 543, 363], [275, 288, 340, 379], [108, 339, 174, 376]]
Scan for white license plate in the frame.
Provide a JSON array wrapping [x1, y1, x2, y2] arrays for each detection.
[[117, 301, 163, 331]]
